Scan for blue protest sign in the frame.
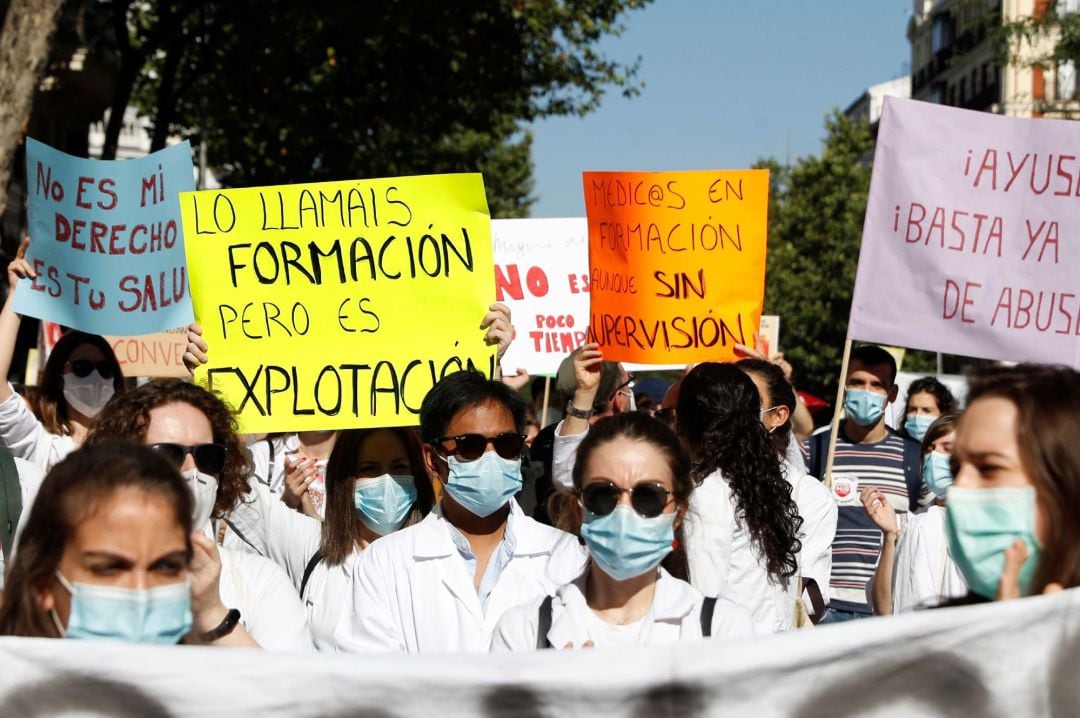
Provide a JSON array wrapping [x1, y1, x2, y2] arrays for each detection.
[[13, 139, 195, 335]]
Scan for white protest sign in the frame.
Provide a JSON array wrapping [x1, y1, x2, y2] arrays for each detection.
[[0, 588, 1075, 716], [849, 97, 1080, 365], [493, 218, 589, 375]]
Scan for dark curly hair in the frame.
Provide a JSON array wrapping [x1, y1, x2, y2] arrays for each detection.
[[85, 379, 252, 517], [567, 412, 693, 581], [905, 376, 958, 416], [37, 331, 125, 435], [321, 427, 434, 565], [677, 363, 801, 580]]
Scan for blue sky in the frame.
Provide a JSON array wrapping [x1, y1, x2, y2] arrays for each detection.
[[530, 0, 913, 217]]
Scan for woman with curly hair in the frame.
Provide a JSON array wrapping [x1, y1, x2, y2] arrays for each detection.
[[676, 362, 803, 633], [85, 379, 312, 651], [493, 412, 753, 650]]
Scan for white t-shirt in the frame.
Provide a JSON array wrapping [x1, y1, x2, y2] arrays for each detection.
[[0, 385, 76, 472], [892, 505, 968, 612], [490, 567, 755, 651], [684, 469, 797, 634]]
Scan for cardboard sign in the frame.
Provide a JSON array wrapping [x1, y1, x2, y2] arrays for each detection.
[[15, 139, 195, 335], [181, 174, 495, 432], [583, 170, 768, 364], [493, 218, 589, 375], [106, 328, 189, 378], [849, 97, 1080, 365], [758, 314, 780, 358]]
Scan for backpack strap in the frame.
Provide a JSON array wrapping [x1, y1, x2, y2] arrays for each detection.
[[901, 436, 922, 512], [700, 596, 717, 637], [299, 550, 323, 600], [536, 594, 554, 649], [0, 448, 20, 562]]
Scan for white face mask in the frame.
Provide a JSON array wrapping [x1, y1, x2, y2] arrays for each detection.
[[62, 371, 115, 418], [182, 469, 219, 530]]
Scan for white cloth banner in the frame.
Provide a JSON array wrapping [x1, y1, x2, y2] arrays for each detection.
[[493, 218, 590, 376], [0, 589, 1076, 716], [849, 97, 1080, 366]]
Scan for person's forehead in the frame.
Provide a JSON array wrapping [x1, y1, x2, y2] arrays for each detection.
[[445, 400, 515, 435], [848, 361, 892, 382]]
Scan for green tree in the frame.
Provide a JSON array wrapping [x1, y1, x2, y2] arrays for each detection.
[[760, 112, 874, 400], [105, 0, 652, 216]]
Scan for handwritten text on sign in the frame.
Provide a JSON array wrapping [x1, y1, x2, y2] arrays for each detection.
[[849, 97, 1080, 365], [583, 170, 768, 364], [181, 174, 495, 433], [493, 218, 589, 375], [15, 139, 195, 335]]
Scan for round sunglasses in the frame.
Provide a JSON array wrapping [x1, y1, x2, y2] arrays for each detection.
[[578, 480, 672, 519], [149, 442, 229, 475], [432, 432, 526, 462]]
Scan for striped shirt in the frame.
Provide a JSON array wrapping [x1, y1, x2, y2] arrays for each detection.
[[805, 426, 924, 613]]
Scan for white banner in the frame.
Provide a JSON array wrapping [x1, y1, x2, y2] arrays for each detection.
[[493, 218, 590, 376], [0, 588, 1076, 716]]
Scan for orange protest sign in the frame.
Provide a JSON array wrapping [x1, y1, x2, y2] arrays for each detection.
[[583, 170, 768, 364]]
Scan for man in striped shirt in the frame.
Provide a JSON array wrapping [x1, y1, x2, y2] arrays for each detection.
[[805, 345, 925, 623]]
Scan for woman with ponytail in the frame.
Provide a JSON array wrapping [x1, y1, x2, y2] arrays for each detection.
[[676, 362, 803, 633]]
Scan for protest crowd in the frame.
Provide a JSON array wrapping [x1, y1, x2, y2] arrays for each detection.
[[0, 97, 1076, 716]]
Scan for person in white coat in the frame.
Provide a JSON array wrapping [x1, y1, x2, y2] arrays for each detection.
[[88, 379, 313, 651], [492, 412, 753, 650], [334, 371, 586, 654], [737, 358, 837, 617], [227, 426, 435, 650]]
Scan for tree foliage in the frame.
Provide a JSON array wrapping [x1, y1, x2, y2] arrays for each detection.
[[100, 0, 651, 216], [759, 112, 874, 400]]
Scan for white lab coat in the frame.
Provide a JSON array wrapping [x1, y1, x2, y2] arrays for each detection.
[[892, 505, 968, 613], [490, 566, 754, 651], [684, 469, 797, 634], [334, 501, 586, 655], [0, 385, 76, 472], [784, 459, 837, 606]]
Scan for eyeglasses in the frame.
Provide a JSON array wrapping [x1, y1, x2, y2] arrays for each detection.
[[433, 432, 526, 462], [67, 359, 116, 379], [149, 443, 228, 475], [612, 374, 635, 398], [578, 480, 672, 519]]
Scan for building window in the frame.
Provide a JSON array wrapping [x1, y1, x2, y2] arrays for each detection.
[[972, 68, 979, 92], [1058, 0, 1080, 17], [1059, 60, 1077, 100], [931, 85, 945, 104], [932, 14, 951, 53], [960, 78, 968, 102]]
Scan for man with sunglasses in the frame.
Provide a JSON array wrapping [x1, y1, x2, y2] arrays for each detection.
[[334, 371, 585, 654]]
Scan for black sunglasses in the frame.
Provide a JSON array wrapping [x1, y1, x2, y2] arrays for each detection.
[[578, 480, 672, 519], [68, 359, 115, 380], [433, 432, 526, 462], [149, 443, 228, 475]]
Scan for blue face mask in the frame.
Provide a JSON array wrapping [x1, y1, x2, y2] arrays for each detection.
[[922, 452, 953, 498], [905, 413, 935, 442], [579, 504, 675, 582], [945, 487, 1042, 599], [442, 451, 522, 518], [844, 389, 887, 427], [54, 572, 192, 644], [354, 474, 418, 536]]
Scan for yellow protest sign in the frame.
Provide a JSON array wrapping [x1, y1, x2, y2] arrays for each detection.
[[583, 170, 768, 364], [181, 174, 495, 433]]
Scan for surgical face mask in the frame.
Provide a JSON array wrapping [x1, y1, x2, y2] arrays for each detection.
[[580, 504, 676, 582], [62, 371, 115, 419], [354, 474, 418, 536], [52, 572, 192, 644], [442, 451, 522, 518], [844, 389, 887, 427], [945, 487, 1042, 599], [182, 469, 218, 530], [905, 414, 935, 442], [922, 451, 953, 498]]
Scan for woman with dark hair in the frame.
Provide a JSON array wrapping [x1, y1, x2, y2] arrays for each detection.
[[0, 442, 259, 646], [863, 414, 967, 614], [736, 358, 837, 620], [86, 379, 312, 650], [946, 365, 1080, 601], [0, 241, 125, 470], [226, 426, 435, 650], [901, 376, 958, 443], [491, 412, 752, 650], [676, 362, 803, 633]]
